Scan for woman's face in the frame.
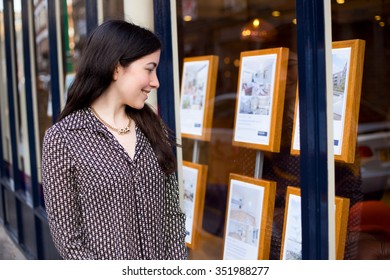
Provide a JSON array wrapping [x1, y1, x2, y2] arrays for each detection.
[[113, 50, 161, 109]]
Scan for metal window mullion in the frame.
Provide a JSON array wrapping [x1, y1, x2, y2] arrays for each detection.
[[21, 0, 39, 209], [153, 0, 185, 210], [85, 0, 98, 35], [3, 0, 20, 190], [96, 0, 103, 24], [3, 0, 25, 247], [296, 0, 333, 259], [0, 38, 4, 218], [0, 2, 4, 179], [0, 112, 3, 179], [324, 0, 336, 260], [47, 0, 63, 123], [153, 0, 176, 133]]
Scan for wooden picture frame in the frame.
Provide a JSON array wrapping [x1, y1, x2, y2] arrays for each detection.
[[223, 173, 276, 259], [291, 39, 366, 163], [232, 47, 289, 152], [180, 55, 219, 141], [280, 186, 350, 260], [182, 161, 208, 249]]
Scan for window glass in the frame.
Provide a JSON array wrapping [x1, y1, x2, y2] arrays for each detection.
[[32, 0, 88, 208], [179, 0, 299, 260], [33, 0, 52, 207], [14, 0, 33, 205], [332, 0, 390, 260], [62, 0, 87, 106], [178, 0, 390, 260], [0, 1, 12, 182]]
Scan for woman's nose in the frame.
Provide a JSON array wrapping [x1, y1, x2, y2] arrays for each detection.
[[150, 74, 160, 88]]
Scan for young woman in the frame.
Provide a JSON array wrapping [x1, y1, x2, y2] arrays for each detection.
[[41, 20, 187, 260]]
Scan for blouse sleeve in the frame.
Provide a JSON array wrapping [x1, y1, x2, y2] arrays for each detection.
[[164, 172, 188, 260], [41, 126, 95, 259]]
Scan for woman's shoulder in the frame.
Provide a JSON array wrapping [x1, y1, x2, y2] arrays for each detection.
[[44, 108, 91, 139], [41, 111, 86, 157], [54, 108, 92, 129]]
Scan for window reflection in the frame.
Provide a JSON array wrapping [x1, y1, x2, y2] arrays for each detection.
[[0, 1, 12, 182], [179, 0, 390, 260], [180, 0, 299, 260], [33, 0, 51, 208], [62, 0, 87, 107], [34, 0, 51, 149], [13, 0, 33, 205], [32, 0, 89, 208]]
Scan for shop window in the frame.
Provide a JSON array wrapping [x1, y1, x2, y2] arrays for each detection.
[[178, 0, 390, 260], [0, 1, 12, 182], [12, 0, 33, 205], [61, 0, 88, 108], [32, 0, 54, 208]]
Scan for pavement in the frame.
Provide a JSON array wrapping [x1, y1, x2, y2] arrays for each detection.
[[0, 224, 26, 260]]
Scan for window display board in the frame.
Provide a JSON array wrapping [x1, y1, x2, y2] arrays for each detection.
[[280, 186, 350, 260], [182, 161, 208, 249], [223, 173, 276, 259], [180, 55, 219, 141], [291, 39, 366, 163], [232, 48, 289, 152]]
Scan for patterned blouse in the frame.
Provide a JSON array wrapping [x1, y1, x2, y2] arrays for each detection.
[[41, 108, 187, 260]]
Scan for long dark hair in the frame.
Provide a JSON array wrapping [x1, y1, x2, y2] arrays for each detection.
[[60, 20, 177, 174]]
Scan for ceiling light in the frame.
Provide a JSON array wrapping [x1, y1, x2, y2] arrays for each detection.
[[183, 15, 192, 22], [241, 18, 277, 42]]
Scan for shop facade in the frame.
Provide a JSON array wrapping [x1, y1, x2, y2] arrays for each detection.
[[0, 0, 389, 260]]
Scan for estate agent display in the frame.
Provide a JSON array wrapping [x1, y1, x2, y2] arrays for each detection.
[[179, 40, 364, 260], [182, 161, 208, 249], [180, 55, 219, 141], [223, 174, 276, 260], [233, 47, 289, 152], [280, 187, 350, 260], [220, 48, 287, 259], [291, 39, 366, 163], [179, 55, 218, 251]]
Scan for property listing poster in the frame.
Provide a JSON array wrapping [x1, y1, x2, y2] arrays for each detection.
[[234, 54, 277, 146], [282, 194, 302, 260], [282, 193, 337, 260], [180, 60, 210, 136], [223, 179, 265, 260], [292, 47, 351, 156], [332, 47, 351, 155], [182, 166, 199, 244], [292, 103, 300, 151]]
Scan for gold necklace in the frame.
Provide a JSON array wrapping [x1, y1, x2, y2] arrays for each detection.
[[90, 107, 132, 135]]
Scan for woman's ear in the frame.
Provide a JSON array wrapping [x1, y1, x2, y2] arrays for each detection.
[[113, 64, 121, 81]]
